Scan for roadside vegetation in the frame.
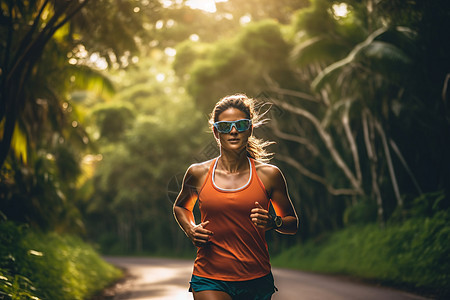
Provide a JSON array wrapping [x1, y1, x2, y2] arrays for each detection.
[[273, 192, 450, 298], [0, 220, 121, 300]]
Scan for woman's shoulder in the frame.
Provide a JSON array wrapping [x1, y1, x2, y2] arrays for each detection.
[[254, 160, 283, 182], [185, 158, 216, 189], [186, 158, 216, 178], [255, 160, 281, 173]]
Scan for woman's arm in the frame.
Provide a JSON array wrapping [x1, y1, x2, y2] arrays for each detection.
[[173, 165, 213, 246], [268, 166, 298, 234], [251, 165, 298, 235]]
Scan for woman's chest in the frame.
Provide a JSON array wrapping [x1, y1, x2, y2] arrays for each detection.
[[199, 187, 269, 216]]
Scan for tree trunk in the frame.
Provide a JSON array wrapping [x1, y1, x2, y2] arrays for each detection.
[[362, 109, 384, 224], [374, 119, 403, 208], [276, 100, 363, 194], [342, 101, 363, 185], [0, 0, 90, 167]]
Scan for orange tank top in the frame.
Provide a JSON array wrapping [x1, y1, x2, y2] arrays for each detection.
[[192, 157, 271, 281]]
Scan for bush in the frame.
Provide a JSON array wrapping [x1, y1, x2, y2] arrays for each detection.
[[272, 212, 450, 298], [0, 221, 121, 300], [343, 198, 378, 225]]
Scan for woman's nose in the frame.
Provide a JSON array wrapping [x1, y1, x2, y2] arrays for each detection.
[[229, 125, 239, 134]]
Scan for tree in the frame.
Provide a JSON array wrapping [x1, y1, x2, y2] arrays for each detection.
[[1, 0, 86, 167], [270, 0, 449, 227], [81, 57, 210, 254], [175, 19, 296, 112], [0, 0, 163, 168], [174, 0, 449, 238], [0, 0, 162, 231], [216, 0, 309, 24]]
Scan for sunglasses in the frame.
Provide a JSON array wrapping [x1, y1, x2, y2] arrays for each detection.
[[213, 119, 252, 133]]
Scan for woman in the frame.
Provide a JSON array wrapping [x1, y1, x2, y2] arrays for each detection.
[[173, 94, 298, 300]]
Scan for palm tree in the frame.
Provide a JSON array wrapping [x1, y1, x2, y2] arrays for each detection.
[[270, 0, 421, 224], [311, 25, 421, 222], [0, 0, 159, 230]]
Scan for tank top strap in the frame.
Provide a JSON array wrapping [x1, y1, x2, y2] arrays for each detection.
[[198, 157, 218, 195], [250, 158, 270, 200]]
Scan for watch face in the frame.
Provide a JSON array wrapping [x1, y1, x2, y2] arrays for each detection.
[[275, 216, 282, 228]]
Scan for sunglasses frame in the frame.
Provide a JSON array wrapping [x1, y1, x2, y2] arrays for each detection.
[[213, 119, 252, 134]]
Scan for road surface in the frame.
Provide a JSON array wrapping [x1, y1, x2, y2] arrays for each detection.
[[96, 257, 430, 300]]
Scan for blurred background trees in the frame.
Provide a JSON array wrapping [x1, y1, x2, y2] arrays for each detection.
[[1, 0, 449, 256]]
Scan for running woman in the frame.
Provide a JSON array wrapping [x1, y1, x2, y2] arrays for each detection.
[[173, 94, 298, 300]]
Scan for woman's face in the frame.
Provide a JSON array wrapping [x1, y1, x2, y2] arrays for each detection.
[[214, 108, 252, 153]]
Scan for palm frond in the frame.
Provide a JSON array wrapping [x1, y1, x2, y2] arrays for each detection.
[[291, 36, 350, 68], [312, 26, 416, 91], [311, 27, 388, 90], [10, 121, 28, 164], [361, 41, 412, 79], [65, 64, 115, 99]]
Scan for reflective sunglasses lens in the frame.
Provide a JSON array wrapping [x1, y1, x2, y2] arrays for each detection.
[[216, 122, 232, 133], [235, 120, 250, 132]]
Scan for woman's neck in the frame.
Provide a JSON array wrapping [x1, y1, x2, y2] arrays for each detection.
[[217, 149, 249, 174]]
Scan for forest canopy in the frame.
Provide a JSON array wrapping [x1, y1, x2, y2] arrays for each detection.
[[0, 0, 449, 255]]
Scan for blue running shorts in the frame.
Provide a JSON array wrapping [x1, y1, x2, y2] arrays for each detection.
[[189, 272, 277, 300]]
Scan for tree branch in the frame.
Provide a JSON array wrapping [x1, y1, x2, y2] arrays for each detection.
[[11, 0, 51, 65], [270, 119, 320, 156], [274, 100, 362, 193], [389, 138, 422, 194], [362, 109, 384, 223], [268, 87, 319, 103], [342, 101, 362, 184], [277, 154, 361, 196], [374, 119, 403, 207]]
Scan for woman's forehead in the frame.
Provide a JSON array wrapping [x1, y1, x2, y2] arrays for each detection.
[[217, 108, 248, 121]]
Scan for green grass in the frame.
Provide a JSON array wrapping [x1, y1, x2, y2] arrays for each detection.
[[0, 221, 122, 300], [272, 212, 450, 298]]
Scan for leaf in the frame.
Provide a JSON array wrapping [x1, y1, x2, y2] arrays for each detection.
[[27, 250, 44, 257], [312, 26, 416, 91], [10, 121, 28, 164], [312, 26, 389, 91], [360, 41, 412, 78], [66, 64, 115, 99]]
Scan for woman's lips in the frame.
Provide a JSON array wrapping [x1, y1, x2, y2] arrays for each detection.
[[228, 138, 240, 142]]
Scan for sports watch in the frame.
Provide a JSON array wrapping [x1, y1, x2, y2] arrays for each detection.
[[272, 215, 283, 229]]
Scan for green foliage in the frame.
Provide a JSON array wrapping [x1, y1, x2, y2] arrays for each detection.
[[82, 57, 211, 255], [294, 0, 337, 36], [0, 0, 148, 232], [343, 199, 378, 225], [1, 2, 449, 297], [0, 222, 38, 300], [0, 221, 121, 300], [408, 190, 448, 219], [173, 41, 211, 77], [290, 0, 366, 67], [273, 211, 450, 297], [90, 103, 135, 142], [218, 0, 308, 24], [237, 20, 290, 65], [182, 19, 296, 111], [0, 271, 39, 300], [0, 151, 81, 232]]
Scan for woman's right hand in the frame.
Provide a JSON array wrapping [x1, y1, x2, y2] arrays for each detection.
[[188, 221, 214, 247]]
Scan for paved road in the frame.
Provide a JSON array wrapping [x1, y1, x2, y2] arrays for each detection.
[[98, 257, 430, 300]]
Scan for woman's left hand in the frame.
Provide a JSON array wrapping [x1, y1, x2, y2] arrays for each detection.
[[250, 202, 272, 230]]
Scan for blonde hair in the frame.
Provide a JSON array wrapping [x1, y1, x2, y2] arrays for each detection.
[[209, 94, 274, 163]]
